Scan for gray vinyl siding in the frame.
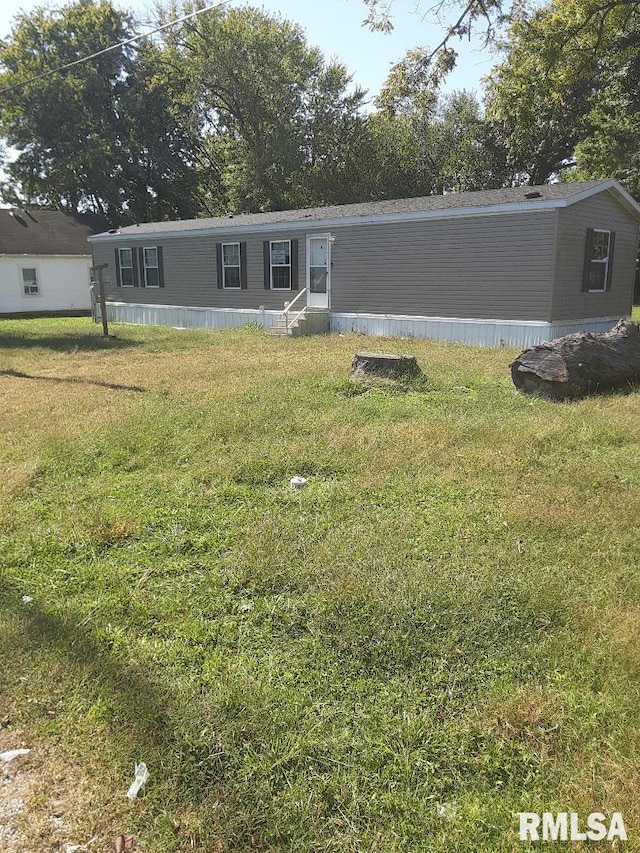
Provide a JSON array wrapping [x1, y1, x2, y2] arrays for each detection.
[[328, 211, 555, 320], [551, 192, 638, 321], [92, 210, 556, 322], [91, 233, 305, 311]]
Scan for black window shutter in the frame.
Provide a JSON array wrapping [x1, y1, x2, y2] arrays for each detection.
[[240, 242, 248, 289], [131, 247, 140, 287], [581, 227, 594, 292], [157, 246, 165, 288], [290, 239, 299, 290], [114, 249, 122, 287], [138, 247, 145, 287], [263, 241, 271, 289], [216, 243, 223, 289], [605, 231, 616, 291]]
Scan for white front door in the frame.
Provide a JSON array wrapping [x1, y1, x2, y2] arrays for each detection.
[[307, 235, 330, 309]]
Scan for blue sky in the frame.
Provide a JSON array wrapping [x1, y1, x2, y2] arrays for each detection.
[[0, 0, 497, 102]]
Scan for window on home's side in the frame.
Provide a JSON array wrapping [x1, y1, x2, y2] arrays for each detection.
[[119, 248, 134, 286], [584, 229, 614, 292], [222, 242, 241, 288], [270, 240, 291, 289], [143, 247, 159, 287], [22, 268, 39, 296]]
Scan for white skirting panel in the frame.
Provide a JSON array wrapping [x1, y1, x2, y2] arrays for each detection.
[[103, 302, 621, 348], [330, 312, 621, 348], [104, 301, 280, 329]]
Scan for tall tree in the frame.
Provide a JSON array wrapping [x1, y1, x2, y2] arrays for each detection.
[[291, 62, 373, 207], [366, 49, 508, 198], [118, 38, 209, 222], [0, 0, 136, 217], [433, 90, 510, 192], [160, 4, 370, 213], [367, 48, 459, 199], [571, 11, 640, 196], [360, 0, 640, 71], [0, 0, 214, 222], [484, 0, 640, 189]]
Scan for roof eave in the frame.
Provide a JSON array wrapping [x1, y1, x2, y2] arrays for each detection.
[[88, 197, 569, 242], [87, 180, 640, 243], [561, 178, 640, 219]]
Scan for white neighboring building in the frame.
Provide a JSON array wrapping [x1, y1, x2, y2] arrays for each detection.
[[0, 208, 107, 316]]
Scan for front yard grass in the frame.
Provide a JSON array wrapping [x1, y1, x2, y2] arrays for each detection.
[[1, 316, 639, 851]]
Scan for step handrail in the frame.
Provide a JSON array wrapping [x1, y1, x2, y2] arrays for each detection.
[[287, 305, 307, 329], [283, 287, 307, 318]]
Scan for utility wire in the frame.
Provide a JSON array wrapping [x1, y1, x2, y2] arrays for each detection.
[[0, 0, 228, 96]]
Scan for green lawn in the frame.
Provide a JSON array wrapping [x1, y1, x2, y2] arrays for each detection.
[[1, 316, 639, 851]]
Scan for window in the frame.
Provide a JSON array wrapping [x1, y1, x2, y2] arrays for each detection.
[[222, 242, 241, 288], [216, 242, 246, 289], [583, 228, 615, 292], [119, 248, 134, 287], [143, 247, 159, 287], [21, 268, 39, 296], [270, 240, 291, 289]]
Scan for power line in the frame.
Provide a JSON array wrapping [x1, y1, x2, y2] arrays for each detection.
[[0, 0, 229, 96]]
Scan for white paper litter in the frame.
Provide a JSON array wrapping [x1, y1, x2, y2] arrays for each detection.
[[290, 476, 307, 488], [126, 762, 149, 801]]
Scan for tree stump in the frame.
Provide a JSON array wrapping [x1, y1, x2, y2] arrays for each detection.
[[350, 352, 423, 379], [511, 318, 640, 400]]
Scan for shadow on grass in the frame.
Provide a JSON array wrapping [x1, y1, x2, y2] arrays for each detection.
[[0, 580, 223, 801], [513, 378, 640, 402], [0, 369, 146, 393], [0, 330, 138, 353]]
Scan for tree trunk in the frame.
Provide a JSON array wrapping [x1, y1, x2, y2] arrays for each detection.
[[511, 318, 640, 400], [350, 352, 423, 380]]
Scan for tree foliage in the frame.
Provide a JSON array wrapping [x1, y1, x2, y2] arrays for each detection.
[[484, 0, 640, 190], [0, 1, 375, 219], [0, 0, 207, 222], [571, 10, 640, 196], [361, 0, 640, 67], [160, 4, 371, 213], [2, 0, 637, 223], [0, 0, 136, 216]]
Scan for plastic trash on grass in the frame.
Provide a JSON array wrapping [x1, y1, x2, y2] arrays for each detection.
[[0, 748, 30, 763], [126, 762, 149, 801], [290, 476, 307, 488]]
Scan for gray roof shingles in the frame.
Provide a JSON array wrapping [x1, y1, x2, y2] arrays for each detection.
[[0, 209, 108, 255], [104, 181, 612, 238]]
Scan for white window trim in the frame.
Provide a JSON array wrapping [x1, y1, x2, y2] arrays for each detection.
[[222, 242, 241, 289], [119, 247, 134, 287], [143, 246, 160, 288], [20, 265, 41, 298], [588, 229, 610, 292], [270, 239, 292, 290]]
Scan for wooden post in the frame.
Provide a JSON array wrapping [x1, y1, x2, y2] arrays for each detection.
[[91, 263, 109, 338]]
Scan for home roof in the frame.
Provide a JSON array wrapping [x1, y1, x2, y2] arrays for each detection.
[[90, 179, 640, 242], [0, 209, 108, 255]]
